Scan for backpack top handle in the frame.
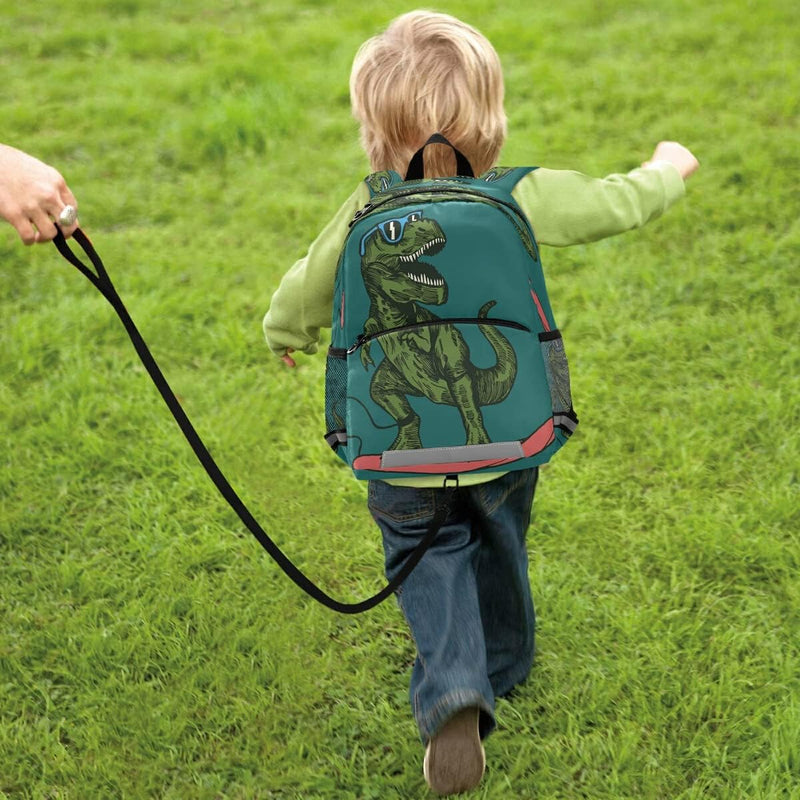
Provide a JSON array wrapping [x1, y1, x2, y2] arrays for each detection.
[[405, 133, 475, 180]]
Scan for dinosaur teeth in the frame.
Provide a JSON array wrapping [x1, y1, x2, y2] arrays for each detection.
[[399, 237, 446, 263], [405, 272, 444, 287]]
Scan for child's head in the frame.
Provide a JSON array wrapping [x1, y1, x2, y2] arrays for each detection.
[[350, 11, 506, 178]]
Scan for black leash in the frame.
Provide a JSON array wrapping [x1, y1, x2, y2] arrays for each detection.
[[52, 228, 451, 614]]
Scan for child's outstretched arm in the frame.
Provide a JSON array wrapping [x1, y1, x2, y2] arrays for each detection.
[[512, 142, 699, 248]]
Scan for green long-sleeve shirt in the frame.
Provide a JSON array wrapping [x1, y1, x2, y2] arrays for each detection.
[[263, 162, 685, 358], [263, 161, 685, 487]]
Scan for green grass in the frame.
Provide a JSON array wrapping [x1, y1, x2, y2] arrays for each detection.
[[1, 0, 798, 797]]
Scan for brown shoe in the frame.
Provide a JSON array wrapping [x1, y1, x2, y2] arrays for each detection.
[[423, 707, 485, 795]]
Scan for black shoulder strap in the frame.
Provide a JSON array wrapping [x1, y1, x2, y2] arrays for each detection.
[[52, 229, 451, 614], [405, 133, 475, 180]]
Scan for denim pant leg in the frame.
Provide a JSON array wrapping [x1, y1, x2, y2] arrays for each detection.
[[468, 468, 539, 698], [368, 480, 495, 743]]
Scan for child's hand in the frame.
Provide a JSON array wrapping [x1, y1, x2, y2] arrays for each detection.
[[281, 348, 296, 368], [642, 141, 699, 180]]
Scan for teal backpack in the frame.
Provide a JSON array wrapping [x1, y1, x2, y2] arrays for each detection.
[[325, 134, 578, 482]]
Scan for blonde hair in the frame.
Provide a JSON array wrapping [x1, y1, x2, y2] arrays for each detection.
[[350, 11, 507, 177]]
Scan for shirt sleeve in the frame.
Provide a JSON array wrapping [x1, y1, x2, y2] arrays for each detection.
[[511, 161, 686, 247], [263, 183, 370, 357]]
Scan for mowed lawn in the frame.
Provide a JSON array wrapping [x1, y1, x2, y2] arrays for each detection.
[[1, 1, 798, 798]]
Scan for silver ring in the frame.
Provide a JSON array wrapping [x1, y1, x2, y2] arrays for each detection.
[[58, 205, 78, 226]]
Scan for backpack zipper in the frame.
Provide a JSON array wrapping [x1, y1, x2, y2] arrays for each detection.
[[349, 185, 530, 231], [348, 185, 538, 263], [346, 317, 530, 355]]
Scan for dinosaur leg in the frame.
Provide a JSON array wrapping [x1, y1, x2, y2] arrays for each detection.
[[435, 327, 492, 445], [371, 361, 423, 450], [449, 373, 491, 446]]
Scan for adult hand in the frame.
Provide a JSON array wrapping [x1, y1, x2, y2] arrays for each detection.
[[0, 144, 79, 244], [642, 141, 700, 180]]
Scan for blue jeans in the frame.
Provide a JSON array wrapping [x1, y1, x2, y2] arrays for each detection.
[[368, 468, 539, 743]]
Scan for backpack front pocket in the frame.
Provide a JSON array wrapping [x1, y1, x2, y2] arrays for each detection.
[[342, 319, 560, 471]]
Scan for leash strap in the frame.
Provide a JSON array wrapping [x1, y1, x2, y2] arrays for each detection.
[[52, 228, 451, 614]]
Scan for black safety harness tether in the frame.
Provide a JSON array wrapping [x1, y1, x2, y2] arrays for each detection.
[[52, 228, 453, 614]]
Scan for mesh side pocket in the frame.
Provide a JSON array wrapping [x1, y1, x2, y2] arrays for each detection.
[[539, 332, 573, 414], [324, 348, 348, 450]]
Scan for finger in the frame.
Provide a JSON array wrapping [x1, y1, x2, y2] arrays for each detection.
[[60, 219, 80, 238], [281, 348, 296, 367], [60, 182, 78, 210], [15, 216, 39, 246], [29, 207, 59, 243], [21, 184, 63, 243], [34, 182, 66, 222]]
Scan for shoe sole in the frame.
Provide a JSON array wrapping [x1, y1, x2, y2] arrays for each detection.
[[423, 707, 485, 795]]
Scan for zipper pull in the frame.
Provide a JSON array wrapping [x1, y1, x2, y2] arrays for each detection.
[[349, 203, 375, 227], [346, 333, 367, 354]]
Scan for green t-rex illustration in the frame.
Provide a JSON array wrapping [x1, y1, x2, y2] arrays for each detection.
[[358, 211, 517, 451]]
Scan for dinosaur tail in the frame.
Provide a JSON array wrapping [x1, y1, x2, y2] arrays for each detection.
[[476, 301, 518, 405]]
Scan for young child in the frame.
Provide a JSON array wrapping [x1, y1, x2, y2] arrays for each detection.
[[264, 11, 698, 795]]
